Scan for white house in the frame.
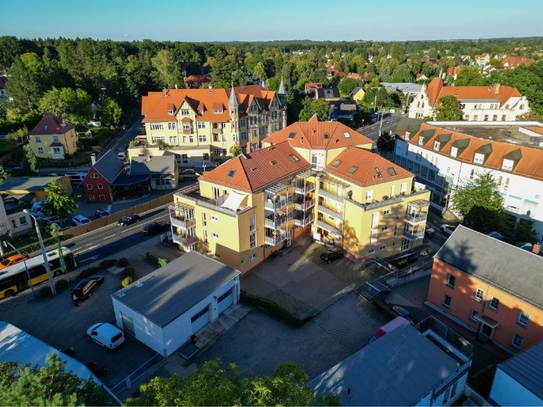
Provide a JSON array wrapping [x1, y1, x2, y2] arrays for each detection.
[[111, 252, 241, 357], [490, 339, 543, 406], [408, 77, 529, 121], [394, 120, 543, 238], [309, 317, 472, 406]]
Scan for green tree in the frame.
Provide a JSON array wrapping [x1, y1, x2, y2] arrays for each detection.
[[151, 49, 184, 89], [7, 126, 28, 143], [433, 95, 462, 121], [97, 98, 122, 126], [455, 66, 483, 86], [511, 218, 539, 245], [298, 98, 329, 121], [42, 179, 78, 223], [125, 358, 340, 407], [377, 132, 395, 155], [209, 49, 238, 88], [39, 87, 92, 126], [253, 61, 267, 83], [449, 172, 506, 233], [229, 142, 242, 157], [23, 144, 39, 174], [0, 353, 112, 406], [0, 164, 7, 183], [338, 77, 358, 97], [390, 64, 414, 83]]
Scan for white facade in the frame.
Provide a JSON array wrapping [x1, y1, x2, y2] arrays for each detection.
[[490, 367, 543, 406]]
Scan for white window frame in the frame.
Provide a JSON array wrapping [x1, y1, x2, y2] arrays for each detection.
[[489, 297, 500, 311], [442, 294, 452, 308], [446, 274, 455, 288], [511, 333, 523, 349], [474, 289, 484, 301], [517, 311, 529, 327]]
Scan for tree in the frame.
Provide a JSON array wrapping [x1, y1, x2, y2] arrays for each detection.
[[454, 66, 483, 86], [0, 353, 112, 406], [511, 218, 539, 245], [449, 172, 506, 233], [0, 164, 7, 183], [377, 132, 395, 155], [125, 358, 340, 407], [338, 77, 358, 96], [96, 98, 122, 126], [253, 61, 267, 83], [151, 49, 183, 89], [298, 98, 329, 121], [42, 179, 78, 223], [390, 64, 414, 83], [39, 87, 92, 126], [433, 95, 462, 121], [229, 143, 242, 157], [23, 144, 39, 174]]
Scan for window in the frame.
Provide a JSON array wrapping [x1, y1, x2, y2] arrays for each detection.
[[211, 215, 218, 221], [197, 121, 205, 129], [19, 216, 27, 225], [53, 136, 59, 142], [250, 253, 257, 260], [87, 184, 93, 190], [489, 297, 500, 311], [198, 134, 207, 143], [89, 195, 95, 201], [381, 226, 388, 232], [190, 307, 208, 323], [97, 184, 103, 189], [181, 109, 190, 116], [379, 245, 386, 251], [169, 136, 178, 144], [511, 333, 524, 349], [11, 219, 17, 228], [446, 274, 455, 288], [90, 173, 98, 178], [150, 123, 164, 130], [474, 289, 484, 301], [182, 154, 188, 164], [502, 159, 514, 171], [366, 190, 373, 201], [249, 215, 256, 232], [52, 147, 61, 154], [152, 136, 165, 143], [168, 123, 176, 130], [517, 311, 529, 327], [501, 115, 506, 121], [469, 309, 478, 322], [433, 141, 440, 151], [368, 249, 375, 255], [384, 209, 390, 215], [37, 147, 44, 153], [99, 195, 105, 201], [474, 153, 485, 165], [183, 122, 191, 131], [442, 294, 452, 308], [212, 232, 219, 239], [519, 104, 525, 110], [249, 232, 256, 249], [35, 136, 41, 143]]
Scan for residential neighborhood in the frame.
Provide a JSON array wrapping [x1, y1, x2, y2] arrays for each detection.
[[1, 16, 543, 406]]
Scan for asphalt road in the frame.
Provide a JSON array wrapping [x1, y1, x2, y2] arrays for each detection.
[[357, 113, 403, 145]]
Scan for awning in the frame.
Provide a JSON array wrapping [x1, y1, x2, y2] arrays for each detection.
[[220, 191, 247, 211], [111, 174, 150, 187], [473, 312, 500, 328]]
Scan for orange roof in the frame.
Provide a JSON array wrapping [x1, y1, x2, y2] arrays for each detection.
[[408, 123, 543, 181], [141, 85, 280, 123], [263, 115, 372, 150], [29, 112, 75, 135], [426, 78, 522, 107], [503, 56, 534, 68], [324, 147, 413, 187], [198, 141, 311, 193]]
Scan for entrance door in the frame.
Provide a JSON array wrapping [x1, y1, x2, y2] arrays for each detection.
[[479, 323, 493, 341], [120, 312, 135, 335]]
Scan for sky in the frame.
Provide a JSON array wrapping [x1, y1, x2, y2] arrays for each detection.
[[2, 0, 541, 42]]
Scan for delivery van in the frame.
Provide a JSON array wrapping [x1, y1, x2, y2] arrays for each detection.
[[369, 316, 410, 344]]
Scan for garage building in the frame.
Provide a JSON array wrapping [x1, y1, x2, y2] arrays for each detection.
[[111, 251, 241, 357]]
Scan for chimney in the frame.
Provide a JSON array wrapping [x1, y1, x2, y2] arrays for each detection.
[[493, 83, 500, 94], [91, 152, 97, 166], [533, 243, 541, 255], [246, 143, 251, 154]]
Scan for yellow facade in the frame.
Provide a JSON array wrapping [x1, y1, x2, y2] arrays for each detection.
[[29, 130, 78, 159]]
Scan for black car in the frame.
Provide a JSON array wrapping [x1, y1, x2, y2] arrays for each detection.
[[320, 248, 344, 263], [391, 305, 417, 325], [71, 275, 104, 300], [118, 214, 140, 226], [142, 221, 170, 236], [94, 209, 110, 219]]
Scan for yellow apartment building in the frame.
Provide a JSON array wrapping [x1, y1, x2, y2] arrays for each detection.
[[136, 83, 287, 170], [28, 112, 79, 159]]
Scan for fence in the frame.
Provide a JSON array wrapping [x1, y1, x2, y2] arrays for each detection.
[[298, 282, 356, 321], [109, 352, 166, 397], [59, 193, 174, 240]]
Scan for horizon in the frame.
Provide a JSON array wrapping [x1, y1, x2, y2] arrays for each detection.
[[2, 0, 541, 43]]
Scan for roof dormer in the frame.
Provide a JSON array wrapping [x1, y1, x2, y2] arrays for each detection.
[[473, 144, 493, 166], [432, 133, 451, 152], [450, 139, 469, 158], [502, 149, 522, 172]]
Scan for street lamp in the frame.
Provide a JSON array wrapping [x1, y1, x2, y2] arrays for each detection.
[[23, 209, 56, 295], [3, 241, 36, 297]]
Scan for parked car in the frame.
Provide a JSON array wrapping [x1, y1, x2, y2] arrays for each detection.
[[73, 215, 91, 226], [142, 221, 170, 236], [71, 275, 104, 300], [118, 213, 140, 226], [86, 322, 125, 350], [94, 209, 110, 219], [0, 253, 29, 269], [320, 247, 344, 263], [425, 225, 436, 237], [440, 224, 457, 236], [117, 152, 126, 160], [391, 305, 417, 325]]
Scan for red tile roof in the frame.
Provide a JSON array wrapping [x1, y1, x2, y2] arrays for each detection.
[[503, 56, 535, 68], [426, 78, 522, 107], [29, 112, 75, 135], [141, 85, 280, 124], [198, 141, 311, 193], [263, 115, 372, 150], [325, 147, 413, 187]]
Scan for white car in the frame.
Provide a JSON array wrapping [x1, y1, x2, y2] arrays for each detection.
[[440, 224, 457, 236], [72, 215, 91, 226], [86, 322, 125, 350]]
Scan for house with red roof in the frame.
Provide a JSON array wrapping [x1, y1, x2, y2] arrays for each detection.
[[28, 112, 79, 160], [168, 117, 430, 273], [408, 77, 529, 121]]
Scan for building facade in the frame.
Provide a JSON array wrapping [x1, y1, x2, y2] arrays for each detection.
[[394, 120, 543, 237], [138, 84, 287, 170], [28, 112, 79, 159], [408, 77, 529, 121], [426, 226, 543, 354], [82, 151, 125, 203]]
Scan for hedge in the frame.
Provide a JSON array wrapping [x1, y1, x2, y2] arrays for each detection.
[[240, 291, 308, 328], [145, 252, 169, 267], [121, 276, 134, 288]]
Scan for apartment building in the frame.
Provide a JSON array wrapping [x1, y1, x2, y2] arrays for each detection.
[[408, 77, 529, 121], [169, 118, 430, 273], [28, 112, 79, 159], [394, 120, 543, 237], [426, 226, 543, 354], [136, 83, 287, 170]]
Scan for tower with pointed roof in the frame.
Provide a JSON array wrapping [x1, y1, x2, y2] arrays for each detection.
[[278, 77, 287, 128]]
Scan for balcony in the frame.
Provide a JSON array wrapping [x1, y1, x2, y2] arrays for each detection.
[[294, 198, 315, 211], [357, 189, 429, 212], [405, 212, 428, 224], [294, 183, 316, 194], [169, 204, 195, 229], [317, 204, 342, 220], [172, 234, 197, 246], [294, 214, 314, 227], [212, 127, 222, 135], [264, 211, 292, 229], [264, 232, 289, 246], [402, 229, 425, 241], [316, 220, 341, 236], [171, 216, 195, 229], [264, 196, 292, 211], [318, 188, 344, 204]]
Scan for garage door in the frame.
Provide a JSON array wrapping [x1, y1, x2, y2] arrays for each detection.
[[190, 306, 210, 332], [217, 289, 233, 314]]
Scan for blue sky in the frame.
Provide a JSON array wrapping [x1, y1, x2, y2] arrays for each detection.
[[3, 0, 541, 42]]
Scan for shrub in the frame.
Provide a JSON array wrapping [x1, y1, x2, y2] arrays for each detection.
[[145, 252, 168, 267], [121, 276, 134, 287], [117, 258, 129, 267], [123, 267, 135, 278], [157, 258, 169, 267], [55, 279, 69, 291], [39, 286, 52, 298], [79, 266, 100, 278], [100, 259, 117, 268]]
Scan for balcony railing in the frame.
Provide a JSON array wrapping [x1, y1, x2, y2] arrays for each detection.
[[318, 188, 344, 204], [264, 197, 292, 211], [170, 216, 195, 229], [316, 220, 341, 236], [264, 211, 292, 229], [402, 230, 425, 241], [405, 212, 428, 224], [294, 183, 316, 194], [172, 234, 197, 246], [294, 198, 315, 211], [264, 232, 289, 246], [294, 214, 314, 227], [317, 204, 342, 220]]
